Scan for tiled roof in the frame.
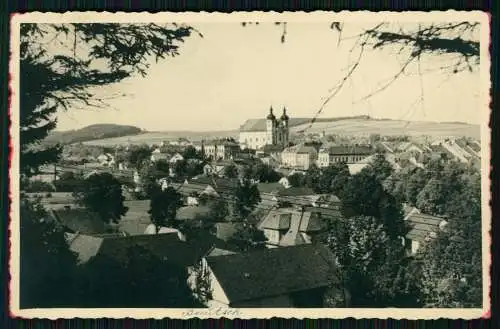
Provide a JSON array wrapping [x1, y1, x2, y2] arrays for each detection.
[[320, 145, 373, 155], [176, 205, 212, 221], [207, 247, 238, 257], [278, 187, 318, 197], [261, 144, 285, 153], [284, 144, 317, 154], [215, 222, 245, 241], [239, 119, 267, 132], [65, 233, 104, 264], [298, 212, 324, 232], [404, 208, 446, 243], [258, 209, 292, 230], [51, 208, 110, 235], [257, 182, 286, 195], [66, 232, 205, 267], [205, 244, 339, 304]]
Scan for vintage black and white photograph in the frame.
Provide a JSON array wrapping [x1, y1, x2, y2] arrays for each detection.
[[9, 12, 490, 319]]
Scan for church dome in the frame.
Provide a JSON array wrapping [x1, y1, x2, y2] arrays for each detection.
[[267, 107, 276, 120], [281, 107, 289, 121]]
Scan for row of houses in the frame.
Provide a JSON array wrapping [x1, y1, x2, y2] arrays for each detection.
[[38, 202, 342, 308]]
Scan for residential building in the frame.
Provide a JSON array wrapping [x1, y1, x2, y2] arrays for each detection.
[[317, 145, 373, 167], [143, 224, 186, 241], [257, 207, 325, 248], [202, 139, 240, 161], [239, 107, 290, 150], [403, 205, 448, 255], [169, 153, 184, 164], [281, 144, 318, 170], [150, 148, 170, 162], [199, 244, 340, 308], [97, 153, 115, 167], [50, 208, 115, 236]]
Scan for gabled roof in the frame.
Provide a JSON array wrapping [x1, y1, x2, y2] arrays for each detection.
[[298, 212, 324, 232], [215, 222, 245, 241], [176, 205, 212, 221], [277, 187, 317, 197], [205, 244, 339, 304], [239, 118, 312, 132], [257, 182, 286, 195], [320, 145, 373, 156], [66, 232, 203, 267], [51, 208, 110, 235], [261, 144, 285, 153], [283, 144, 317, 154], [239, 119, 267, 132], [207, 247, 238, 257], [403, 207, 447, 243], [258, 209, 292, 230]]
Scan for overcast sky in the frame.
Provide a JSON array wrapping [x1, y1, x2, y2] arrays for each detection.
[[54, 22, 481, 131]]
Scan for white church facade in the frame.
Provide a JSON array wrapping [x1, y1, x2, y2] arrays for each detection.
[[239, 107, 290, 150]]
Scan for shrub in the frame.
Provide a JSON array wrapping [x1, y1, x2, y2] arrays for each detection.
[[24, 180, 55, 193]]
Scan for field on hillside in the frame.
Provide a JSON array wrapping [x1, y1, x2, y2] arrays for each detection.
[[81, 130, 238, 146], [80, 117, 480, 146], [292, 118, 480, 139]]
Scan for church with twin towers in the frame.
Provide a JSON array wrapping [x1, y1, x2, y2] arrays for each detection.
[[238, 106, 290, 150]]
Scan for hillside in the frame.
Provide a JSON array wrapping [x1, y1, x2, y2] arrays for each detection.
[[81, 130, 239, 146], [77, 116, 480, 146], [45, 124, 143, 145], [291, 117, 480, 139]]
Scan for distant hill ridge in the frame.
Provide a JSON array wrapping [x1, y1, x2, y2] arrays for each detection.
[[45, 124, 144, 145], [58, 116, 479, 147]]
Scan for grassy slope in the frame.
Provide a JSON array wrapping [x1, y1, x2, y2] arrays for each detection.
[[80, 117, 480, 146], [291, 118, 480, 139]]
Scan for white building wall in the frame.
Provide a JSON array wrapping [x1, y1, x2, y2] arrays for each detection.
[[239, 131, 268, 150], [263, 229, 281, 245]]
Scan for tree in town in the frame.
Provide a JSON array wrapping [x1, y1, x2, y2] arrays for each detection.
[[53, 170, 85, 192], [223, 163, 239, 179], [20, 23, 198, 178], [415, 178, 447, 216], [172, 159, 188, 178], [78, 245, 200, 307], [73, 172, 128, 223], [229, 223, 268, 253], [182, 145, 202, 160], [185, 159, 205, 178], [191, 260, 213, 305], [208, 198, 230, 222], [340, 170, 384, 218], [126, 145, 153, 170], [288, 172, 305, 187], [20, 196, 79, 307], [317, 162, 351, 195], [419, 168, 482, 307], [251, 163, 282, 183], [326, 214, 420, 307], [341, 169, 406, 239], [233, 179, 261, 220], [362, 153, 394, 183], [148, 185, 183, 231], [304, 164, 322, 192], [154, 159, 170, 177]]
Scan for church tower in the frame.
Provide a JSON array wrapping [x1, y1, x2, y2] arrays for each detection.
[[266, 106, 277, 145], [280, 106, 290, 146]]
